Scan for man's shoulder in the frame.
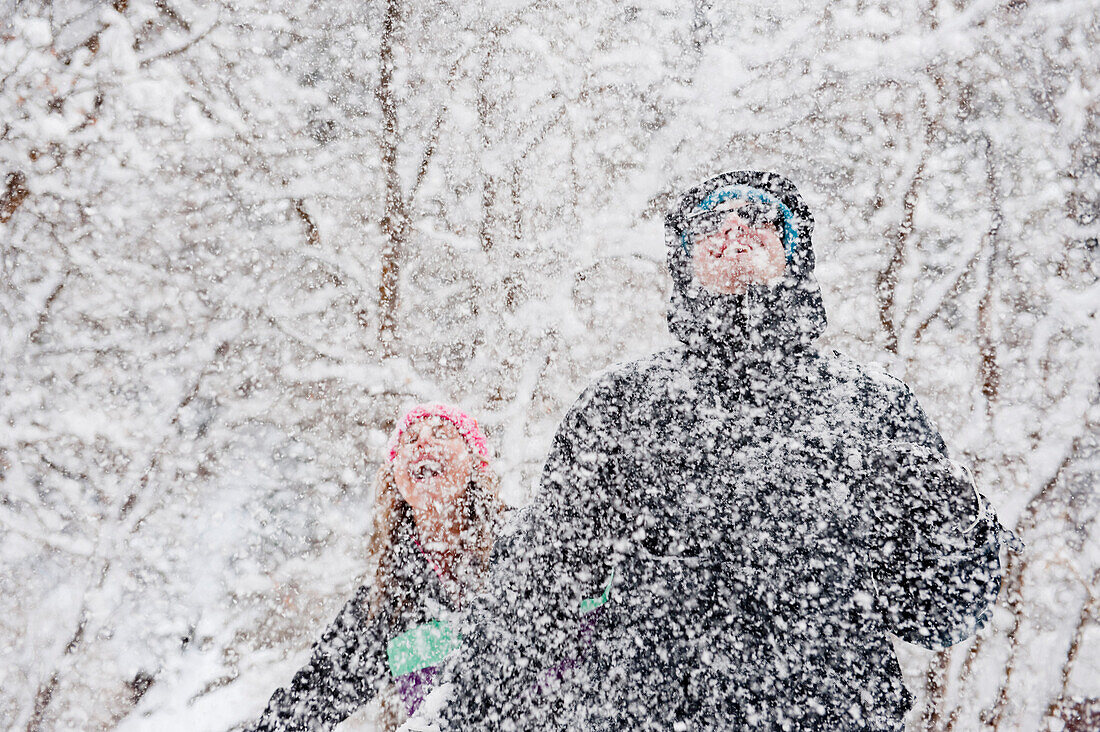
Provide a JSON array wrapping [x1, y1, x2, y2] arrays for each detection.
[[583, 347, 685, 392], [815, 349, 914, 398], [814, 349, 944, 447], [599, 346, 684, 379], [567, 347, 686, 412]]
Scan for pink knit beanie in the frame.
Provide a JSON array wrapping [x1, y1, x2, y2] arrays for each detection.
[[387, 403, 490, 464]]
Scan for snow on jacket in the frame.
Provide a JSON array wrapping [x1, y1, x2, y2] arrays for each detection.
[[248, 535, 462, 732], [437, 171, 1005, 731]]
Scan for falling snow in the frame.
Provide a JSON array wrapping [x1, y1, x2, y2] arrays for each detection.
[[2, 1, 1098, 731]]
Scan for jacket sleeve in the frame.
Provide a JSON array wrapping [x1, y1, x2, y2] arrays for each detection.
[[437, 376, 631, 731], [857, 382, 1004, 649], [249, 586, 391, 731]]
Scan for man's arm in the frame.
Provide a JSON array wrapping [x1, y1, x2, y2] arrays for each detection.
[[858, 380, 1004, 649], [438, 376, 630, 731]]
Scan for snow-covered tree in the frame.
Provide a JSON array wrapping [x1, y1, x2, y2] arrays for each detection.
[[2, 0, 1096, 729]]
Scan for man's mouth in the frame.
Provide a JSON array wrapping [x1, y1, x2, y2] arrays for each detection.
[[411, 459, 443, 481], [711, 238, 751, 259]]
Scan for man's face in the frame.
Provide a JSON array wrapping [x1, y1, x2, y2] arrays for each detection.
[[688, 200, 786, 295]]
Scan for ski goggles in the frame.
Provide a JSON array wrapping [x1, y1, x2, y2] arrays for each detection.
[[683, 198, 784, 242], [678, 185, 799, 261]]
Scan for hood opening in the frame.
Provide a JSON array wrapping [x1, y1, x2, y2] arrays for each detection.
[[663, 170, 827, 363]]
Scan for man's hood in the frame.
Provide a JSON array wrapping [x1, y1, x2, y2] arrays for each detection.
[[663, 170, 827, 364]]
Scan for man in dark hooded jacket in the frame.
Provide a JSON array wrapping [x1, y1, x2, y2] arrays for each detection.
[[429, 171, 1006, 731]]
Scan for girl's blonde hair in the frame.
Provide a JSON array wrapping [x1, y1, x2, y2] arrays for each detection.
[[364, 458, 504, 615], [362, 449, 505, 730]]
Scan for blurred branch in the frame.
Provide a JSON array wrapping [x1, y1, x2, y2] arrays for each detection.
[[986, 551, 1027, 731], [0, 508, 89, 556], [1, 171, 30, 224], [409, 50, 475, 202], [376, 14, 495, 350], [376, 0, 407, 357], [29, 443, 88, 485], [982, 412, 1096, 729], [1043, 569, 1100, 724], [260, 310, 343, 364], [21, 331, 240, 725], [943, 396, 1098, 729], [411, 106, 445, 199], [976, 133, 1003, 417], [910, 247, 981, 345], [154, 0, 193, 32], [919, 649, 953, 731], [293, 199, 320, 247], [519, 104, 569, 161], [478, 57, 498, 255], [876, 154, 924, 354], [137, 20, 219, 68], [1016, 406, 1097, 538], [0, 51, 33, 96], [24, 611, 85, 732], [27, 271, 70, 344], [120, 338, 234, 523], [55, 23, 108, 65], [876, 80, 939, 354]]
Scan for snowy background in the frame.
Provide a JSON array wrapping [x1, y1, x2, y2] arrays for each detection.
[[2, 0, 1098, 729]]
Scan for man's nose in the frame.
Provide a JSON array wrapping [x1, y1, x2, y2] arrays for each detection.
[[715, 220, 739, 240], [725, 216, 752, 235]]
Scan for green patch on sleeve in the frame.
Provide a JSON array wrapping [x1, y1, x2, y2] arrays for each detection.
[[387, 570, 613, 678], [578, 570, 614, 614], [386, 619, 462, 677]]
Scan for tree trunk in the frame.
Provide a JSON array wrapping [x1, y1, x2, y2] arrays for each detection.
[[376, 0, 407, 357]]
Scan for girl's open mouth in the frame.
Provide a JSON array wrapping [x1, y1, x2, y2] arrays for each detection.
[[411, 459, 443, 481]]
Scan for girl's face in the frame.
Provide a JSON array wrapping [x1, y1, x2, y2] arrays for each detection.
[[391, 416, 475, 512]]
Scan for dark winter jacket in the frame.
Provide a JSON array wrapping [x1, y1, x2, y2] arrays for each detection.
[[249, 535, 462, 732], [438, 171, 1005, 731]]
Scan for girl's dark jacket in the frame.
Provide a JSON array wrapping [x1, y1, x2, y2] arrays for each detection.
[[248, 535, 456, 731], [439, 171, 1007, 731]]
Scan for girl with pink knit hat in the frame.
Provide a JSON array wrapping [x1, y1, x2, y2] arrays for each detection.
[[249, 403, 505, 732]]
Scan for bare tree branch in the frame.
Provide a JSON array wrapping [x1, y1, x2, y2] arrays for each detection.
[[1, 170, 30, 223], [27, 272, 69, 344], [376, 0, 409, 357], [1043, 569, 1100, 724], [293, 199, 321, 247], [909, 246, 981, 345], [976, 133, 1003, 416], [24, 612, 85, 732], [983, 414, 1096, 729], [137, 20, 219, 68], [875, 82, 938, 354]]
